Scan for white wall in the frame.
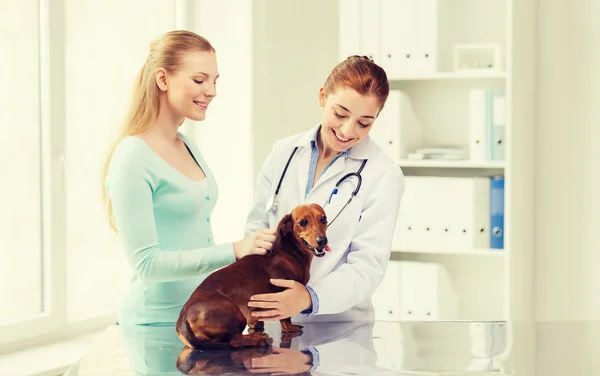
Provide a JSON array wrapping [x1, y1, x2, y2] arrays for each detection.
[[251, 0, 340, 174], [186, 0, 340, 243], [187, 0, 254, 243], [534, 0, 600, 320]]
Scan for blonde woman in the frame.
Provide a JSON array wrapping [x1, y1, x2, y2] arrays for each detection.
[[103, 31, 272, 326]]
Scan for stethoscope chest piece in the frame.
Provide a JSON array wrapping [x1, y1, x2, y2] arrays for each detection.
[[265, 195, 278, 212]]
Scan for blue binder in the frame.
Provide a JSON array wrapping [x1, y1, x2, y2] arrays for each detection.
[[490, 176, 504, 249]]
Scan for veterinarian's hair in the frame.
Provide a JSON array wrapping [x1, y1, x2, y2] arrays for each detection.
[[101, 30, 215, 232], [322, 55, 389, 113]]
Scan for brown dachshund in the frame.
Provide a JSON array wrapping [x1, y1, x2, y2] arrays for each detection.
[[176, 203, 330, 349]]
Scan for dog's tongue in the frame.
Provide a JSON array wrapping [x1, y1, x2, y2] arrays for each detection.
[[324, 245, 331, 252]]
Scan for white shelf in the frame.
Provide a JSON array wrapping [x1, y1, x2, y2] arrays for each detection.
[[393, 248, 505, 257], [339, 0, 535, 322], [397, 159, 506, 169], [389, 71, 507, 81]]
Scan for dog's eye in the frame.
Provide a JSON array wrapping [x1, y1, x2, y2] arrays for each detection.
[[321, 216, 327, 224], [299, 219, 308, 227]]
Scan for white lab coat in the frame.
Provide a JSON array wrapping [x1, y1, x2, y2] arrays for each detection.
[[245, 124, 405, 322]]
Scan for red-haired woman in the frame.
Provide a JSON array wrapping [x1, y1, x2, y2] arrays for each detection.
[[245, 56, 406, 324]]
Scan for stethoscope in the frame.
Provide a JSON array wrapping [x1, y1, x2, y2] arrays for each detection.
[[265, 146, 368, 227]]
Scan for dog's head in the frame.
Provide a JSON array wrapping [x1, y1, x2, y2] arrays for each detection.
[[276, 203, 330, 258]]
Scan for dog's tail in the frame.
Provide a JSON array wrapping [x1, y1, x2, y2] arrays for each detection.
[[178, 316, 232, 349]]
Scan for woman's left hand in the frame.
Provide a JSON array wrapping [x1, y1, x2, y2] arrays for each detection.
[[248, 279, 311, 320]]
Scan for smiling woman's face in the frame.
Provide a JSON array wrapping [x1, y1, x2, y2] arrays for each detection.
[[157, 50, 219, 122], [318, 86, 381, 154]]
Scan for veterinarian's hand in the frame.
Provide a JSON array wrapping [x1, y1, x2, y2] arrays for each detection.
[[247, 347, 312, 375], [233, 229, 276, 260], [248, 279, 311, 320]]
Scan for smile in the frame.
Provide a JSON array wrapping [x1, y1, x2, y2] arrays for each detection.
[[301, 238, 327, 257], [332, 128, 354, 143], [193, 101, 208, 110]]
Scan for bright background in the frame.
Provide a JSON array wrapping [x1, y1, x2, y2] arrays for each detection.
[[0, 0, 598, 375]]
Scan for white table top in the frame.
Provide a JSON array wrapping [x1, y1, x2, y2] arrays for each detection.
[[61, 320, 600, 375]]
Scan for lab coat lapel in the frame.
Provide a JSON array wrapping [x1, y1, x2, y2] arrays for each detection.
[[294, 147, 311, 202], [310, 156, 346, 196], [291, 124, 321, 202]]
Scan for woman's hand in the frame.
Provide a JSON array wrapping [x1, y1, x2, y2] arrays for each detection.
[[247, 279, 312, 320], [233, 228, 276, 260]]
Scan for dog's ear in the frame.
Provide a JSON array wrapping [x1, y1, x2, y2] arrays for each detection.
[[269, 214, 292, 257], [278, 214, 293, 237]]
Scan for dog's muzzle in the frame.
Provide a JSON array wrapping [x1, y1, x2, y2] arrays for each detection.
[[302, 238, 329, 257]]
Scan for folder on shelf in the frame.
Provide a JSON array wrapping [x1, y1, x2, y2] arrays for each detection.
[[491, 94, 506, 161], [490, 176, 504, 249], [372, 261, 458, 321], [469, 89, 488, 161], [379, 0, 438, 78], [372, 260, 418, 321], [414, 0, 438, 75], [469, 89, 506, 162], [417, 262, 459, 321], [393, 176, 491, 252], [380, 0, 417, 78], [359, 0, 380, 61], [392, 176, 422, 251], [370, 90, 422, 162]]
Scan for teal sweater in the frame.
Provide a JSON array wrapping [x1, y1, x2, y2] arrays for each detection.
[[105, 133, 236, 326]]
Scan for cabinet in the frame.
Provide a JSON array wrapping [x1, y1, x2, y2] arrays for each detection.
[[339, 0, 536, 321]]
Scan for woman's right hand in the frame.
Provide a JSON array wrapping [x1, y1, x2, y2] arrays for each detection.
[[233, 228, 276, 260]]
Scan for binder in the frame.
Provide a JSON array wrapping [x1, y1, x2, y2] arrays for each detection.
[[371, 260, 405, 321], [491, 95, 506, 161], [372, 261, 459, 322], [485, 90, 495, 160], [490, 176, 505, 249], [414, 0, 438, 75], [380, 0, 417, 78], [359, 0, 381, 61], [393, 177, 490, 252], [470, 89, 506, 161], [469, 89, 488, 161], [448, 177, 490, 250], [392, 176, 422, 251], [370, 90, 422, 162], [417, 262, 459, 321]]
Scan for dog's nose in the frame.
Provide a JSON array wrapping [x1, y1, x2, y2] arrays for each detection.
[[317, 237, 328, 247]]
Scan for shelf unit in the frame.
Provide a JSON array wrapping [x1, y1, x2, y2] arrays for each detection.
[[339, 0, 535, 323], [397, 159, 506, 169], [396, 248, 505, 257]]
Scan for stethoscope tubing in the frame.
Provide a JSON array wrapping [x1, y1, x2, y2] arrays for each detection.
[[268, 146, 367, 228]]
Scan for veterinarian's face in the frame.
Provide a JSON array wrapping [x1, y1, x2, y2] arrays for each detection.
[[318, 87, 380, 153], [158, 50, 219, 122], [291, 204, 330, 257]]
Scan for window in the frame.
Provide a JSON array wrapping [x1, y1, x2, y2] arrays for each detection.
[[0, 0, 177, 350], [0, 0, 43, 329], [63, 0, 176, 323]]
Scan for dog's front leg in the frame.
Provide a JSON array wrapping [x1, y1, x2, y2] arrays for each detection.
[[279, 317, 303, 333]]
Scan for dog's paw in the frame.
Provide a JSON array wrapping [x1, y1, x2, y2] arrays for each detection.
[[262, 336, 274, 346], [281, 323, 303, 333], [248, 320, 265, 332]]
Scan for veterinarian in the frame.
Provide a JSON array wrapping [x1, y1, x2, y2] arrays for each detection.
[[103, 31, 273, 326], [245, 55, 405, 322]]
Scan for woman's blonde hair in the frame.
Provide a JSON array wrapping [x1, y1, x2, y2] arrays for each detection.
[[102, 30, 215, 232]]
